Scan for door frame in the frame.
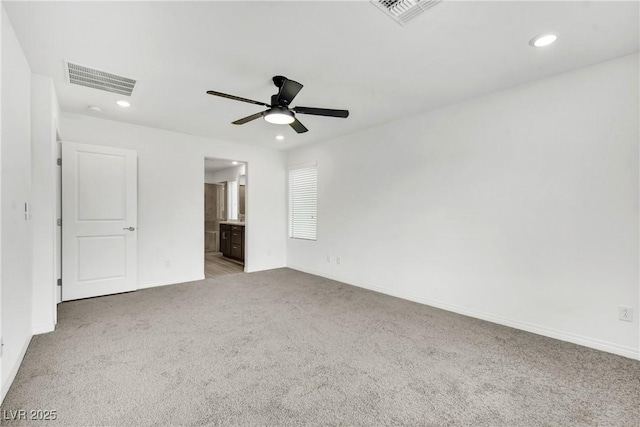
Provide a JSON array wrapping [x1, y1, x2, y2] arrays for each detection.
[[203, 157, 248, 273]]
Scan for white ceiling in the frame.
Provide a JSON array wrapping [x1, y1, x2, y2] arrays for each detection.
[[4, 1, 638, 151], [204, 158, 245, 175]]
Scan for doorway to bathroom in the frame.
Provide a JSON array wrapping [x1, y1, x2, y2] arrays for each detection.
[[204, 157, 247, 278]]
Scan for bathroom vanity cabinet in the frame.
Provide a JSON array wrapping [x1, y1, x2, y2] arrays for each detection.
[[220, 223, 244, 262]]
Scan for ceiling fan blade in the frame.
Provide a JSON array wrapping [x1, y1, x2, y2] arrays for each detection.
[[276, 79, 303, 106], [207, 90, 269, 107], [293, 106, 349, 118], [289, 118, 308, 133], [232, 111, 265, 125]]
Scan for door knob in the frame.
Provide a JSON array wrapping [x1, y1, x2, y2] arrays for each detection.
[[123, 227, 136, 231]]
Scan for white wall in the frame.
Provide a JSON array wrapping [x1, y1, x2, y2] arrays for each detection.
[[1, 5, 34, 400], [287, 54, 640, 359], [59, 114, 287, 284], [31, 74, 60, 334]]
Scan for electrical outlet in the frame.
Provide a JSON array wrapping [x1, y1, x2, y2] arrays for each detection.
[[326, 255, 331, 263], [164, 260, 171, 269], [619, 306, 633, 322], [336, 257, 341, 265]]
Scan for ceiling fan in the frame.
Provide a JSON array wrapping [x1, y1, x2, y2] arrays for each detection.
[[206, 76, 349, 134]]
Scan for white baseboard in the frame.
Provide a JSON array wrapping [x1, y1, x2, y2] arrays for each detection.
[[138, 274, 205, 290], [245, 263, 286, 274], [289, 265, 640, 361], [1, 335, 32, 405], [32, 324, 55, 335]]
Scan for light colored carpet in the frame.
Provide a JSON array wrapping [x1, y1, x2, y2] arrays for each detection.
[[2, 268, 639, 426]]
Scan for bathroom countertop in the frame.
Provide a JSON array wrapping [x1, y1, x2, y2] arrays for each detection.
[[219, 221, 245, 226]]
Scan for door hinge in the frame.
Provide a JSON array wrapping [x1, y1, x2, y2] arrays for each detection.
[[57, 158, 62, 166], [1, 337, 3, 357], [57, 278, 62, 287], [57, 218, 62, 226]]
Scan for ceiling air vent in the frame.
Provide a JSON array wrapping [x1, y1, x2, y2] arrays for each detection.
[[66, 62, 136, 96], [371, 0, 441, 26]]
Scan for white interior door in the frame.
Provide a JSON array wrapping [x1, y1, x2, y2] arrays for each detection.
[[62, 142, 137, 301]]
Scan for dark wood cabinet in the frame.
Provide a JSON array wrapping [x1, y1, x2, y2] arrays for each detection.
[[219, 224, 231, 258], [219, 223, 244, 262], [231, 244, 242, 260]]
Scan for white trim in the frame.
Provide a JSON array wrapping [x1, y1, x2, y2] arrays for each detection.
[[137, 274, 205, 290], [244, 264, 286, 274], [1, 335, 32, 404], [288, 265, 640, 361], [32, 325, 55, 335]]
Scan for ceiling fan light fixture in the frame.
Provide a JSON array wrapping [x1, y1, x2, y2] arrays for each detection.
[[264, 107, 295, 125]]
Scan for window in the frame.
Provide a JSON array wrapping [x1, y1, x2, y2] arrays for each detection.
[[288, 164, 317, 240]]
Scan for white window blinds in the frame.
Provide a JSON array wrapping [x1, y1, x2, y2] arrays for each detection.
[[288, 165, 317, 240]]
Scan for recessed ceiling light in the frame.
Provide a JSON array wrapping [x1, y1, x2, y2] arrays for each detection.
[[232, 161, 238, 165], [529, 33, 558, 48], [116, 100, 130, 108], [276, 135, 284, 140], [88, 106, 102, 113]]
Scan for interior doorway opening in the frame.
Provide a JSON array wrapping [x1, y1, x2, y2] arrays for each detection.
[[204, 157, 247, 278]]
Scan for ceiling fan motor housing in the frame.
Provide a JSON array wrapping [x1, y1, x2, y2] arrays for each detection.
[[272, 76, 290, 106], [271, 94, 285, 106]]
